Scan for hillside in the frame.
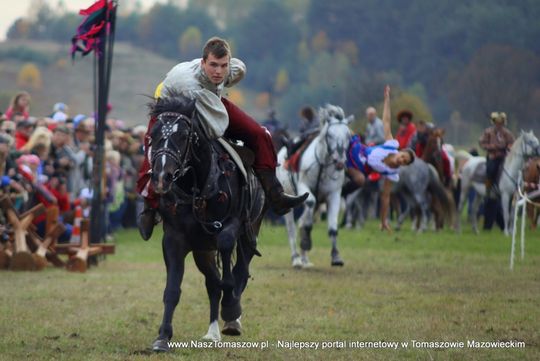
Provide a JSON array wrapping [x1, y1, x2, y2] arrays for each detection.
[[0, 40, 176, 126]]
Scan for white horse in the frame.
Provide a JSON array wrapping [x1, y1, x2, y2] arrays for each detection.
[[456, 131, 540, 234], [277, 104, 352, 268]]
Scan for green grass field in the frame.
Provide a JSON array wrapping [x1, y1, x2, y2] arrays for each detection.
[[0, 221, 539, 361]]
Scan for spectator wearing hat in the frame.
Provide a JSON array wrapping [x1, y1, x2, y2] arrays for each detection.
[[5, 91, 30, 121], [50, 102, 68, 121], [479, 111, 514, 230], [395, 110, 416, 149], [14, 120, 34, 150]]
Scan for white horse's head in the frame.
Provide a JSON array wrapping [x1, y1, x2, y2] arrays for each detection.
[[518, 130, 540, 158], [318, 104, 353, 170]]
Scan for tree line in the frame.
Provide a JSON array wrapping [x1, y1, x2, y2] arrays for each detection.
[[6, 0, 540, 143]]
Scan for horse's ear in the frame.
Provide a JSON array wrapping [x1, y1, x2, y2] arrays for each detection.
[[345, 115, 354, 125], [520, 129, 525, 136]]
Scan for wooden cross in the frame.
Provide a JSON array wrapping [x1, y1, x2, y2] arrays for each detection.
[[0, 196, 44, 271]]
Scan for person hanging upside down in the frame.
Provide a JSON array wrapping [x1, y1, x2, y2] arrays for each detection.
[[344, 86, 415, 232], [136, 37, 308, 240]]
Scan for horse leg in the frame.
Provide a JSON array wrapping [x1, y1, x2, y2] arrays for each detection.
[[153, 234, 188, 352], [456, 179, 469, 233], [284, 211, 301, 268], [501, 191, 512, 236], [221, 234, 256, 336], [217, 219, 242, 322], [327, 191, 344, 266], [193, 250, 222, 341], [396, 201, 410, 231], [298, 185, 315, 267], [415, 193, 429, 233]]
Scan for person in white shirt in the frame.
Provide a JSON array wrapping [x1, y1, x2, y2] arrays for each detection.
[[345, 86, 415, 231]]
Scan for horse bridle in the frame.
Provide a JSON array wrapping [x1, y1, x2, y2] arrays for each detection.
[[317, 120, 349, 167], [502, 135, 539, 185], [151, 112, 199, 183]]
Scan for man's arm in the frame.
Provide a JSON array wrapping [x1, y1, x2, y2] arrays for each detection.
[[225, 58, 246, 88], [382, 86, 392, 141]]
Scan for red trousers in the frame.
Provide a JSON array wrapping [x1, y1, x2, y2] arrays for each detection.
[[136, 97, 277, 207]]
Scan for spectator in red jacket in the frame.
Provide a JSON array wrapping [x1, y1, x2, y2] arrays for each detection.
[[396, 110, 416, 149], [14, 120, 34, 150], [395, 110, 417, 150]]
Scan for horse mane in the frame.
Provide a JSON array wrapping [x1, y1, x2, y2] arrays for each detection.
[[505, 131, 525, 164], [318, 104, 345, 127], [148, 88, 196, 119]]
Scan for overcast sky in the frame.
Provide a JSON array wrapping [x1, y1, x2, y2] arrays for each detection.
[[0, 0, 171, 41]]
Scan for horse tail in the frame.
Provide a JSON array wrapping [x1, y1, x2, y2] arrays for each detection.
[[427, 165, 454, 226]]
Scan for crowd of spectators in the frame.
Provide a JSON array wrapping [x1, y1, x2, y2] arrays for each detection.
[[0, 91, 147, 242]]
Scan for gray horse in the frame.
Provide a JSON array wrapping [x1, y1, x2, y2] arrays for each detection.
[[392, 158, 453, 231]]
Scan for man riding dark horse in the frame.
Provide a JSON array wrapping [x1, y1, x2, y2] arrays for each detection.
[[137, 37, 308, 240]]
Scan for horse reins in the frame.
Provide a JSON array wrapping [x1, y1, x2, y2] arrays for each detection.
[[151, 111, 240, 234]]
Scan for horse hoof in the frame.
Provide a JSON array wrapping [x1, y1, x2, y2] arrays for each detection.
[[301, 260, 314, 268], [152, 338, 170, 352], [221, 302, 242, 322], [331, 258, 344, 267], [292, 256, 302, 269], [222, 318, 242, 336], [202, 320, 221, 341]]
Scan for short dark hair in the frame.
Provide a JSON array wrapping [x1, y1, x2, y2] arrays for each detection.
[[202, 37, 231, 60], [402, 148, 415, 165], [300, 106, 315, 121]]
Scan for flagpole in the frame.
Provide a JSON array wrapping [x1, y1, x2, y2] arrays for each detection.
[[90, 0, 117, 245]]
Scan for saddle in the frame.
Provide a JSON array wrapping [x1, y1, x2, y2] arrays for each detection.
[[217, 138, 254, 181], [284, 133, 319, 173]]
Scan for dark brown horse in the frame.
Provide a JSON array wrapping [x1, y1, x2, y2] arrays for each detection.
[[422, 128, 451, 187], [420, 127, 455, 229]]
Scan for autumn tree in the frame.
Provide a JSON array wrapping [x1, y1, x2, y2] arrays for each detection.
[[447, 45, 540, 131], [17, 63, 42, 90], [178, 26, 203, 59]]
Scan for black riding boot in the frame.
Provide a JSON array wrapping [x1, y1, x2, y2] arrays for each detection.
[[137, 199, 158, 241], [255, 168, 308, 215]]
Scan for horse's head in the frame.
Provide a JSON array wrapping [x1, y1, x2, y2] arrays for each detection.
[[318, 104, 353, 170], [426, 127, 445, 151], [148, 94, 197, 194], [519, 130, 540, 158]]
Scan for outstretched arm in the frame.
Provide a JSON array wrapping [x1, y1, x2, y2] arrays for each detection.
[[382, 85, 392, 141]]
